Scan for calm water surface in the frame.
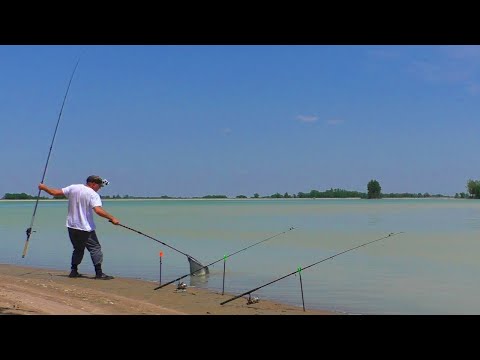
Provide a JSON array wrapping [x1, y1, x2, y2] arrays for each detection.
[[2, 198, 480, 315]]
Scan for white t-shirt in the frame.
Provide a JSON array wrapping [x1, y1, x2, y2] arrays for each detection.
[[61, 184, 102, 232]]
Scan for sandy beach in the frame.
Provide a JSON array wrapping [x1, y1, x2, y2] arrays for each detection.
[[0, 264, 338, 315]]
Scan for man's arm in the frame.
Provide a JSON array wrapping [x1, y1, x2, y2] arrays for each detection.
[[93, 206, 120, 225], [38, 183, 64, 197]]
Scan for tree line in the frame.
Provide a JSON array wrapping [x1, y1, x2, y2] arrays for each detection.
[[4, 178, 480, 200]]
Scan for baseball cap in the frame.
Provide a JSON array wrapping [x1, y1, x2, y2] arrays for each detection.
[[86, 175, 109, 187]]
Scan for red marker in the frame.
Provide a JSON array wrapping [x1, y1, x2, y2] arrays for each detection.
[[159, 251, 163, 285]]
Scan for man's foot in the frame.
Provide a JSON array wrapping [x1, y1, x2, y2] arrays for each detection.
[[68, 269, 83, 278], [95, 273, 114, 280]]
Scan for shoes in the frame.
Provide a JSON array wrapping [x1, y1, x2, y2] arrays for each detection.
[[95, 273, 114, 280], [68, 269, 83, 278]]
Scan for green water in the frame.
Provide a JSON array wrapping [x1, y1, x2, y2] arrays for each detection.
[[2, 198, 480, 314]]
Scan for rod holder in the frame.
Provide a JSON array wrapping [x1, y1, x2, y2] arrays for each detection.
[[298, 267, 306, 312]]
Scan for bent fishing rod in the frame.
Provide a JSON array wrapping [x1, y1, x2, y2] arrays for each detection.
[[220, 231, 404, 306], [22, 58, 81, 258], [154, 226, 296, 290], [116, 223, 206, 268]]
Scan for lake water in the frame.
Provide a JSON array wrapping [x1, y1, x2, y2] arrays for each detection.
[[2, 198, 480, 315]]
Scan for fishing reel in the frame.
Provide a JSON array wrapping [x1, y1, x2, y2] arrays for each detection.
[[176, 282, 187, 291], [102, 179, 110, 186], [246, 294, 260, 305]]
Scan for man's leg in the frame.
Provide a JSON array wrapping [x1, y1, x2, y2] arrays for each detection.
[[86, 231, 113, 280], [67, 227, 88, 277]]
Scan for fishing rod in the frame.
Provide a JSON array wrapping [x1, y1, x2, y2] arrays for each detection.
[[154, 226, 296, 290], [116, 223, 207, 273], [220, 231, 404, 306], [22, 58, 81, 258]]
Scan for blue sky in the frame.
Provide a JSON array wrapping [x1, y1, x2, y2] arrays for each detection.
[[1, 45, 479, 197]]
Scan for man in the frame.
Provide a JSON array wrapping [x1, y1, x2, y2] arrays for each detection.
[[39, 175, 120, 280]]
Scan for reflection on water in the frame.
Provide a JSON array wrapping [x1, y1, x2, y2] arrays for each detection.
[[189, 273, 210, 287]]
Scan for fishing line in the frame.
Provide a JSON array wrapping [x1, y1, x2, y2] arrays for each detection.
[[220, 231, 404, 306], [154, 226, 296, 290], [22, 57, 81, 258]]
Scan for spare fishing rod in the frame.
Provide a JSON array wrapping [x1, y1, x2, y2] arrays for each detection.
[[116, 223, 207, 273], [154, 226, 296, 291], [220, 231, 404, 306], [22, 58, 81, 258]]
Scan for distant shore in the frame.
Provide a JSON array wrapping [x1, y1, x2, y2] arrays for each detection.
[[0, 197, 460, 202]]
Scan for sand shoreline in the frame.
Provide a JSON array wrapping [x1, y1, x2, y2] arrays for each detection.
[[0, 263, 339, 315]]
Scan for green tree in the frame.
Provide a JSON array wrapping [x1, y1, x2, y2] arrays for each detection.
[[467, 179, 480, 199], [3, 192, 35, 200], [367, 179, 382, 199]]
